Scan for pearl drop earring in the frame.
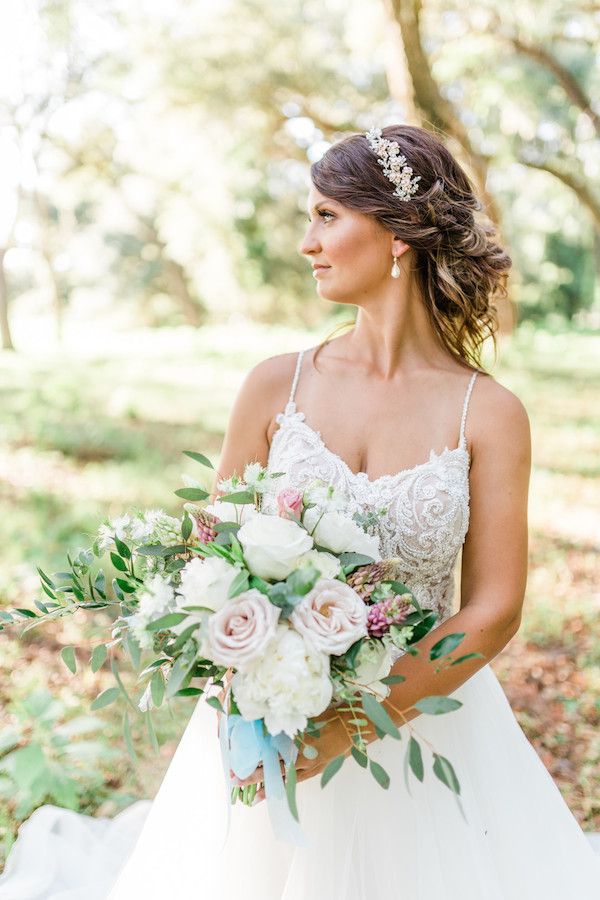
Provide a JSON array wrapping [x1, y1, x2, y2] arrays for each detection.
[[391, 253, 400, 279]]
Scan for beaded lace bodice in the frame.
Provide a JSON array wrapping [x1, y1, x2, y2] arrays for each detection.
[[263, 349, 479, 627]]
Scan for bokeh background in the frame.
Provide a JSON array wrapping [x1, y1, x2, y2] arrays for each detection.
[[1, 0, 599, 866]]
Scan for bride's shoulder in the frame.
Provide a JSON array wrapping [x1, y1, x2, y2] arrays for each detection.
[[470, 371, 531, 461], [236, 351, 302, 418]]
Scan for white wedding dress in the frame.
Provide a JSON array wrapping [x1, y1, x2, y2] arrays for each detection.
[[2, 349, 599, 899]]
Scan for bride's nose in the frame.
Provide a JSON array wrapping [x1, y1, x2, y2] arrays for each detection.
[[298, 226, 321, 258]]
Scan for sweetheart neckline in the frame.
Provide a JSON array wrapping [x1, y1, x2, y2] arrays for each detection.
[[271, 407, 470, 487]]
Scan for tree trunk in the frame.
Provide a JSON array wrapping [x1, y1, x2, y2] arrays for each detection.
[[0, 249, 15, 351], [383, 0, 515, 333]]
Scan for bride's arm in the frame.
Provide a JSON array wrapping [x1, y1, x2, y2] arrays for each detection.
[[343, 377, 532, 739], [206, 353, 298, 502]]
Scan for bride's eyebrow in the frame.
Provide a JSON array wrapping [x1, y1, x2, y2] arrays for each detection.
[[307, 201, 337, 215]]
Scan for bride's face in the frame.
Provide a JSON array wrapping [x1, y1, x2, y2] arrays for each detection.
[[299, 186, 408, 304]]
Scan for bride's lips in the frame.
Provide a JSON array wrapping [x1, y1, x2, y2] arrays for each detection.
[[312, 265, 331, 277]]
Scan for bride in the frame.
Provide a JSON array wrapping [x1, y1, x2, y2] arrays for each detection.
[[2, 124, 599, 899]]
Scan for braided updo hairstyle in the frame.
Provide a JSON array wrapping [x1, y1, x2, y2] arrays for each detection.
[[310, 124, 511, 372]]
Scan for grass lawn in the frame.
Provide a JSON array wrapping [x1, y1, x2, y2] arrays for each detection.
[[0, 319, 598, 866]]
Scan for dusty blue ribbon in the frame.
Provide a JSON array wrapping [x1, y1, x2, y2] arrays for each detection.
[[218, 711, 309, 848]]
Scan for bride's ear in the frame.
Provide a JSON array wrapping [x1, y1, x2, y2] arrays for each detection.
[[392, 236, 410, 257]]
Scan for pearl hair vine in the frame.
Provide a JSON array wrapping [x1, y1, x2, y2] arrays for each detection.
[[365, 126, 421, 202]]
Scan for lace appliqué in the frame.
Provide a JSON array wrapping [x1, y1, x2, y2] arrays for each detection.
[[264, 403, 471, 635]]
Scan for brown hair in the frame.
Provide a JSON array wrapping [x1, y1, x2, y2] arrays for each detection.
[[310, 124, 511, 372]]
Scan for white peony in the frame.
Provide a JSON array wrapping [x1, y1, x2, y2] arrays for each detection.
[[303, 507, 381, 560], [290, 578, 368, 655], [231, 625, 332, 737], [127, 574, 176, 649], [293, 549, 341, 580], [177, 556, 240, 613], [352, 639, 394, 700], [237, 512, 313, 581], [203, 498, 258, 526], [207, 588, 280, 668]]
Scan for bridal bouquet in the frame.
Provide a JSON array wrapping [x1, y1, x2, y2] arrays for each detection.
[[3, 451, 472, 843]]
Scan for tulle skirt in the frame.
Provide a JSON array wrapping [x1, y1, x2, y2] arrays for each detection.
[[2, 663, 599, 900]]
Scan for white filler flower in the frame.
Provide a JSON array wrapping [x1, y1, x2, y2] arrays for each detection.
[[231, 625, 332, 737], [128, 574, 176, 649]]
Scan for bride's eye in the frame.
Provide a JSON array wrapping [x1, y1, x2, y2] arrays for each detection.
[[307, 210, 335, 223]]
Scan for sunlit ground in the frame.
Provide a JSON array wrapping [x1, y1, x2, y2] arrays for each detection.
[[0, 316, 598, 865]]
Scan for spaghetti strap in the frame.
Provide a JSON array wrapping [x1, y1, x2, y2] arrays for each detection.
[[459, 371, 479, 450], [284, 350, 306, 414]]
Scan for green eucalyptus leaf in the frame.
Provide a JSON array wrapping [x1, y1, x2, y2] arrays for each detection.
[[114, 538, 132, 560], [302, 744, 318, 759], [360, 691, 400, 740], [429, 632, 465, 661], [123, 709, 137, 763], [227, 569, 250, 599], [217, 490, 255, 504], [174, 488, 209, 501], [408, 736, 424, 782], [61, 646, 77, 674], [206, 696, 224, 714], [91, 644, 107, 672], [181, 512, 193, 542], [151, 670, 165, 707], [285, 761, 299, 822], [351, 746, 368, 768], [145, 709, 160, 754], [433, 753, 461, 794], [146, 612, 188, 632], [369, 758, 390, 789], [320, 753, 345, 788], [414, 695, 462, 715], [91, 687, 120, 710], [110, 553, 128, 573], [116, 578, 136, 594], [183, 451, 214, 468], [450, 652, 485, 666]]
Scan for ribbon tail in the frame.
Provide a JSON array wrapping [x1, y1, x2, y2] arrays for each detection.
[[262, 738, 310, 848]]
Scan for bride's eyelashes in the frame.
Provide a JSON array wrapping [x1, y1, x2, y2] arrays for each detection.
[[307, 210, 335, 223]]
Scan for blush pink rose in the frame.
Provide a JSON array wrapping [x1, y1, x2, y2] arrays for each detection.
[[290, 578, 368, 655], [276, 487, 303, 519], [207, 588, 280, 668]]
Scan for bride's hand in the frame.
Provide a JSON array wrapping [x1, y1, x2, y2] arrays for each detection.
[[293, 714, 353, 786], [248, 714, 352, 803]]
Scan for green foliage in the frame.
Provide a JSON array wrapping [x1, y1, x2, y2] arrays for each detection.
[[0, 690, 120, 820]]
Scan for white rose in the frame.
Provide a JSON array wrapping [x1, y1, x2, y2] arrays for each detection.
[[177, 556, 241, 613], [203, 498, 258, 526], [237, 512, 313, 581], [290, 578, 368, 655], [207, 588, 280, 668], [293, 549, 341, 580], [303, 508, 381, 560], [352, 640, 393, 700], [231, 625, 332, 737]]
